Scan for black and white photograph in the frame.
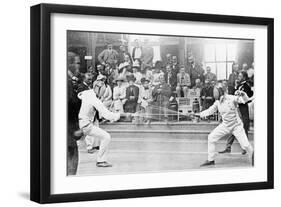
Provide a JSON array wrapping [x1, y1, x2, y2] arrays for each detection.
[[29, 3, 274, 203], [67, 31, 255, 176]]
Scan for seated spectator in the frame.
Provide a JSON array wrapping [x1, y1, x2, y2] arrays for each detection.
[[132, 61, 142, 85], [151, 61, 164, 87], [98, 42, 118, 67], [151, 74, 172, 123], [138, 78, 153, 123], [93, 74, 112, 109], [164, 64, 177, 91], [176, 66, 191, 97], [118, 62, 132, 81], [193, 79, 202, 96], [112, 76, 127, 113], [204, 66, 217, 82], [77, 72, 93, 93], [138, 77, 153, 110], [200, 79, 215, 110], [140, 65, 153, 83], [94, 64, 105, 79], [124, 74, 139, 113]]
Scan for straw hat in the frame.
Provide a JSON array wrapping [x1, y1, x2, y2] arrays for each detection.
[[118, 62, 130, 70], [132, 61, 141, 69], [96, 74, 106, 81]]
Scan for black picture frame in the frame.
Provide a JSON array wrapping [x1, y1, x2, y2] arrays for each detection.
[[30, 3, 274, 204]]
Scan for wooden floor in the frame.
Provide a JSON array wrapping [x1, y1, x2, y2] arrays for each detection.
[[76, 135, 253, 176]]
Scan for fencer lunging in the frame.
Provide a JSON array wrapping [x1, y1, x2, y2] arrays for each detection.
[[78, 89, 120, 167], [199, 86, 254, 167]]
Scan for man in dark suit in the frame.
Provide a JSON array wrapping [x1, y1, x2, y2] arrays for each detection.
[[228, 63, 239, 95], [77, 73, 93, 93], [164, 64, 177, 91], [187, 56, 204, 87], [220, 71, 253, 154], [118, 44, 133, 64]]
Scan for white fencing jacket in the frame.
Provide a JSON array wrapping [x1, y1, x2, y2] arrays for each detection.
[[200, 93, 249, 129], [78, 89, 120, 129]]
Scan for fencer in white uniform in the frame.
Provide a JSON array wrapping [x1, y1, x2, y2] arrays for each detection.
[[78, 89, 120, 167], [199, 87, 254, 167]]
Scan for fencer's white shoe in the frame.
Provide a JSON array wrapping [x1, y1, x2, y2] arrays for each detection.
[[96, 162, 113, 167]]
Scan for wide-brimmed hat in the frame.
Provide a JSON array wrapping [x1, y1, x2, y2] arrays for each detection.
[[96, 74, 106, 81], [114, 76, 126, 82], [132, 61, 141, 69], [126, 74, 136, 82], [140, 77, 150, 83], [188, 55, 194, 61], [118, 62, 130, 70]]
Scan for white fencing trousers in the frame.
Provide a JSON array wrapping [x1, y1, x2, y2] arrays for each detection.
[[85, 135, 100, 150], [82, 123, 111, 162], [208, 123, 253, 161]]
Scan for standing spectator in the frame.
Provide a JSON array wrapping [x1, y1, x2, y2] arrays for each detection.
[[141, 39, 154, 68], [118, 45, 132, 64], [98, 43, 119, 67], [176, 66, 191, 98], [164, 64, 177, 91], [132, 39, 143, 61], [220, 71, 253, 154], [164, 53, 173, 67], [187, 56, 205, 87], [247, 62, 254, 87], [112, 76, 127, 113], [242, 62, 248, 72], [124, 74, 139, 113], [77, 73, 93, 93], [228, 63, 239, 95], [171, 55, 180, 75], [204, 66, 217, 83], [193, 79, 202, 89], [67, 53, 82, 175], [152, 74, 172, 123]]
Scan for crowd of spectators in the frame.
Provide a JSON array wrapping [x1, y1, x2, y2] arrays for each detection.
[[68, 40, 255, 123]]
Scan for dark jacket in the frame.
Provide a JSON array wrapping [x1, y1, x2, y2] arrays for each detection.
[[235, 80, 253, 132], [187, 63, 205, 87], [164, 72, 177, 89], [228, 72, 238, 95], [124, 84, 139, 113], [152, 83, 172, 104], [118, 51, 133, 64]]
